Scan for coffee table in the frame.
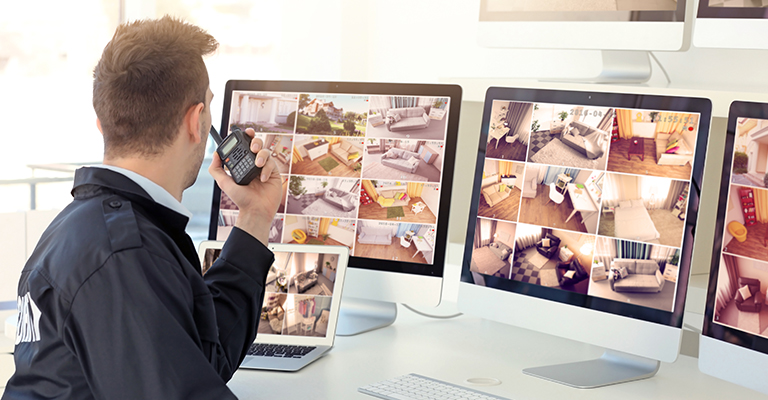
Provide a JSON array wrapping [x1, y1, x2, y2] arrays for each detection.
[[627, 137, 646, 161]]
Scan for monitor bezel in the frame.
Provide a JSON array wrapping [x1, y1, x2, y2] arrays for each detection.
[[702, 100, 768, 355], [207, 80, 462, 279], [460, 86, 712, 328], [698, 2, 768, 19]]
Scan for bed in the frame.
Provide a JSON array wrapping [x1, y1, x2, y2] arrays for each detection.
[[614, 199, 660, 242], [470, 241, 513, 276]]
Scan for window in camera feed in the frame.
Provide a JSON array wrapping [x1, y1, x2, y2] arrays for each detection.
[[713, 117, 768, 339], [468, 100, 699, 313], [214, 91, 450, 266], [202, 249, 339, 337]]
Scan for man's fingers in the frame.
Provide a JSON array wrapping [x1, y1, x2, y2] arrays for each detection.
[[208, 153, 231, 188]]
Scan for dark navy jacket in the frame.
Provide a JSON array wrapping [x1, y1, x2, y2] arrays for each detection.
[[2, 167, 273, 399]]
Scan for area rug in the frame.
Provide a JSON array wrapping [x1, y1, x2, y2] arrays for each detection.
[[530, 138, 601, 170], [387, 206, 405, 219], [528, 252, 551, 270], [538, 268, 560, 287], [307, 238, 325, 245], [302, 198, 357, 218], [318, 157, 339, 172]]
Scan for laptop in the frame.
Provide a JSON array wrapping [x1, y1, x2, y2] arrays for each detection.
[[198, 241, 349, 372]]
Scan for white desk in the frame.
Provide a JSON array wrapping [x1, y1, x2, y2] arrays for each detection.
[[223, 302, 756, 399], [564, 183, 598, 227], [411, 236, 433, 262]]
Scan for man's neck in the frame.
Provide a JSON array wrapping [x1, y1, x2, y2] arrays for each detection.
[[102, 157, 185, 202]]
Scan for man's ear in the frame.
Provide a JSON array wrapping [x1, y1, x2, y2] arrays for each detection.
[[96, 118, 104, 136], [183, 102, 205, 144]]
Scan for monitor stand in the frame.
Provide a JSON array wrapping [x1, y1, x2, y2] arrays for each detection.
[[522, 349, 661, 389], [545, 50, 653, 85], [336, 298, 397, 337]]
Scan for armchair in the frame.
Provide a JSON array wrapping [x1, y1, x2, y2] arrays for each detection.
[[536, 233, 561, 259], [557, 258, 588, 288], [735, 277, 764, 313]]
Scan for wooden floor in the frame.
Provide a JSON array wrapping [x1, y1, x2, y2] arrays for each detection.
[[723, 222, 768, 263], [606, 139, 692, 180], [353, 240, 429, 264], [478, 187, 521, 222], [518, 184, 588, 233], [288, 235, 351, 249], [357, 196, 437, 224], [290, 153, 360, 178], [485, 137, 528, 162]]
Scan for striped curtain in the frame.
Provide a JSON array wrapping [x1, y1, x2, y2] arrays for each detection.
[[616, 109, 633, 139], [597, 108, 615, 132], [754, 187, 768, 223], [474, 219, 483, 249], [391, 97, 418, 108], [716, 255, 739, 318], [370, 96, 390, 115], [407, 182, 423, 198], [650, 245, 676, 269], [617, 240, 651, 259], [499, 161, 514, 176], [292, 146, 304, 163], [594, 237, 616, 267], [328, 137, 341, 145], [541, 167, 580, 185], [362, 180, 378, 202], [396, 223, 421, 238], [515, 225, 542, 251]]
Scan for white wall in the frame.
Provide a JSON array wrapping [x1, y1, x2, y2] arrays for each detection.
[[495, 221, 516, 248], [327, 224, 354, 247], [419, 184, 440, 218]]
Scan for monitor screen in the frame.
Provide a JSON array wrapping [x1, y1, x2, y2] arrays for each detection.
[[202, 246, 340, 338], [209, 81, 461, 280], [702, 101, 768, 356], [694, 0, 768, 49], [461, 87, 711, 328]]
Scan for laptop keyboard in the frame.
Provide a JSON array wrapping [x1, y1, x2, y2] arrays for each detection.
[[246, 343, 316, 358]]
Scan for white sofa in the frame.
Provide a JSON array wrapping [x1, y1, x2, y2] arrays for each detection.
[[656, 132, 694, 166]]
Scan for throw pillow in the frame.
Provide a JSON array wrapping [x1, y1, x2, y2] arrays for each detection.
[[619, 266, 629, 279], [675, 139, 693, 155], [655, 270, 664, 286], [738, 285, 752, 301], [564, 270, 576, 279], [619, 200, 632, 208], [408, 156, 419, 165], [630, 199, 644, 208], [542, 238, 551, 247], [393, 113, 402, 122], [570, 126, 581, 136], [347, 152, 359, 160], [665, 139, 680, 153]]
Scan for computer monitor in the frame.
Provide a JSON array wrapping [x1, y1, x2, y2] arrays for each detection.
[[459, 86, 711, 388], [477, 0, 693, 83], [699, 101, 768, 395], [694, 1, 768, 49], [208, 81, 461, 336]]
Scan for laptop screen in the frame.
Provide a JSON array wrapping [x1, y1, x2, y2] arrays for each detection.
[[202, 248, 342, 338]]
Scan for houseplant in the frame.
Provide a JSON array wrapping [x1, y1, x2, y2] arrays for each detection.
[[558, 111, 569, 121], [289, 176, 307, 200]]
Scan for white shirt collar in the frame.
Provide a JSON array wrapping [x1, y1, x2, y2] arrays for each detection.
[[93, 165, 193, 221]]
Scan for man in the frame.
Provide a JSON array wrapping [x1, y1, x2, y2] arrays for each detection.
[[2, 16, 281, 399]]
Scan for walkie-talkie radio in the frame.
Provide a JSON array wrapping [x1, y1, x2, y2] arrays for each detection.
[[209, 126, 261, 185]]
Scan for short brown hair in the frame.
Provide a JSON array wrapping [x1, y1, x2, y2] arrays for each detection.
[[93, 16, 218, 158]]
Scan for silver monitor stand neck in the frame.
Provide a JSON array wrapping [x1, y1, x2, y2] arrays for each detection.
[[336, 297, 398, 337], [544, 50, 653, 85]]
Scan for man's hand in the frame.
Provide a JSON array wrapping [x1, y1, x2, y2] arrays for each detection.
[[208, 128, 282, 245]]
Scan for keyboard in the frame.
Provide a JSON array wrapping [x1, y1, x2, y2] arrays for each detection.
[[246, 343, 316, 359], [359, 373, 511, 400]]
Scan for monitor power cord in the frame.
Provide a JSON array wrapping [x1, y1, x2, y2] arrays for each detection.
[[402, 304, 463, 319]]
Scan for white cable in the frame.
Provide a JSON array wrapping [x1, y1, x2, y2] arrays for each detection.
[[402, 304, 463, 319], [649, 52, 672, 86]]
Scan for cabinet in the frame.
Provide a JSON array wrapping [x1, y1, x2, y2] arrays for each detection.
[[555, 173, 572, 194], [671, 185, 690, 219], [305, 141, 329, 161], [308, 217, 321, 237], [739, 188, 757, 227]]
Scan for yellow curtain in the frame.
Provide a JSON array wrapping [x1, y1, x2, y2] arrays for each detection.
[[362, 180, 378, 202], [292, 146, 303, 163], [407, 182, 423, 198], [319, 218, 330, 237], [616, 109, 633, 139], [499, 161, 514, 176], [328, 137, 341, 145], [755, 188, 768, 223], [655, 112, 693, 138]]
